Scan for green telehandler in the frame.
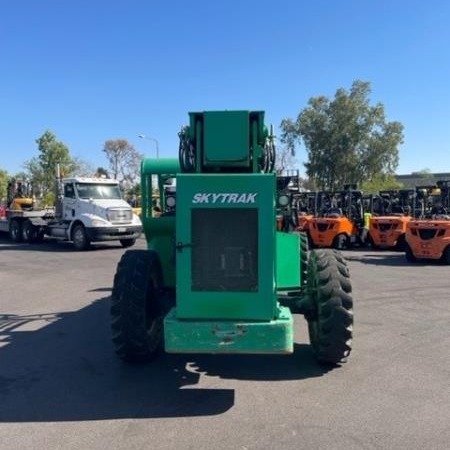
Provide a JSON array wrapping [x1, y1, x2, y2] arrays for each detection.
[[111, 111, 353, 365]]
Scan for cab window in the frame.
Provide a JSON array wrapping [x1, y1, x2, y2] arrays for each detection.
[[64, 183, 76, 199]]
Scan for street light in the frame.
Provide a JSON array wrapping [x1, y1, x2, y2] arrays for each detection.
[[138, 134, 160, 159]]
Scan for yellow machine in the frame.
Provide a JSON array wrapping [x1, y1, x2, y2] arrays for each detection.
[[7, 178, 34, 211]]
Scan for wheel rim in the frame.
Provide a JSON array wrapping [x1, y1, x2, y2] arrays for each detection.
[[73, 228, 84, 247]]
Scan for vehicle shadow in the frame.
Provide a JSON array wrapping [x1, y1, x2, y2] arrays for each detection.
[[182, 343, 334, 382], [0, 297, 329, 423], [0, 235, 123, 252], [344, 251, 442, 266]]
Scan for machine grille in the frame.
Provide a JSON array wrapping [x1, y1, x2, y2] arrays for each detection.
[[418, 229, 437, 240], [191, 208, 258, 292], [108, 208, 132, 224], [379, 223, 392, 232]]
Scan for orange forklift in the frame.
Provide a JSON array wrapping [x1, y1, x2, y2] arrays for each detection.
[[307, 185, 364, 249], [405, 180, 450, 263], [368, 189, 415, 250], [294, 191, 318, 233]]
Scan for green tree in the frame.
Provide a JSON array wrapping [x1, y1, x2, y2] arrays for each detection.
[[360, 173, 403, 194], [411, 167, 433, 178], [24, 130, 87, 204], [103, 139, 143, 187], [0, 168, 9, 203], [280, 80, 404, 191]]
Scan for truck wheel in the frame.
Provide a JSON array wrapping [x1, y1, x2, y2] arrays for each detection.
[[405, 243, 416, 262], [9, 220, 22, 242], [111, 250, 166, 362], [35, 230, 45, 243], [306, 249, 353, 364], [22, 220, 36, 243], [120, 238, 136, 248], [72, 224, 90, 251], [332, 233, 347, 250]]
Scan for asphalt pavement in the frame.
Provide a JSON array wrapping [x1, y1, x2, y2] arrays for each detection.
[[0, 236, 449, 450]]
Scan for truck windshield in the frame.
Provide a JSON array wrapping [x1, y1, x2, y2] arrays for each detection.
[[75, 183, 122, 200]]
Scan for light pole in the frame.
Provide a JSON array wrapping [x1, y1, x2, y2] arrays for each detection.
[[138, 134, 160, 159]]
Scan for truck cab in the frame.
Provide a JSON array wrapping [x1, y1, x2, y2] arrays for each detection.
[[47, 177, 142, 250]]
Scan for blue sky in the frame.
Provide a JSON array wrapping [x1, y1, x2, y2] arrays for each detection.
[[1, 0, 449, 176]]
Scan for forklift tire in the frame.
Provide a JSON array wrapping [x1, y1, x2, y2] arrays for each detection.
[[120, 238, 136, 248], [332, 233, 347, 250], [306, 249, 353, 365], [111, 250, 165, 363], [22, 220, 36, 243], [405, 243, 417, 263], [367, 233, 377, 249], [9, 219, 22, 242], [72, 224, 91, 251], [441, 246, 450, 265], [395, 234, 406, 252]]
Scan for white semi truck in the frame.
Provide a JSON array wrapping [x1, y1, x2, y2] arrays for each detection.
[[0, 175, 142, 250]]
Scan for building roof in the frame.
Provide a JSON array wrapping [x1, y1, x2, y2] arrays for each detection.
[[395, 172, 450, 188]]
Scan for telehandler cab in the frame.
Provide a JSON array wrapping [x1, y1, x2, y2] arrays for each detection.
[[111, 111, 353, 365]]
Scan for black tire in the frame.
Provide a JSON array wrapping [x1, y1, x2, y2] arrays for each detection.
[[306, 249, 353, 364], [72, 224, 90, 251], [441, 246, 450, 265], [22, 220, 36, 243], [332, 233, 347, 250], [306, 231, 315, 249], [405, 243, 417, 262], [120, 238, 136, 248], [111, 250, 167, 363], [179, 136, 196, 173], [395, 234, 406, 252], [367, 233, 377, 249], [9, 219, 22, 242], [299, 231, 309, 286], [35, 230, 45, 243]]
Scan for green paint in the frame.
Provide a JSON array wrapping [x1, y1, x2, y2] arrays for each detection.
[[203, 111, 250, 167], [164, 306, 293, 354], [175, 173, 276, 320], [139, 111, 305, 355], [141, 158, 180, 287], [276, 232, 301, 289]]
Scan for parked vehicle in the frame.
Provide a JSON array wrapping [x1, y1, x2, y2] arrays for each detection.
[[307, 185, 365, 249], [368, 189, 415, 250], [0, 170, 142, 250], [110, 110, 353, 366], [405, 180, 450, 263]]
